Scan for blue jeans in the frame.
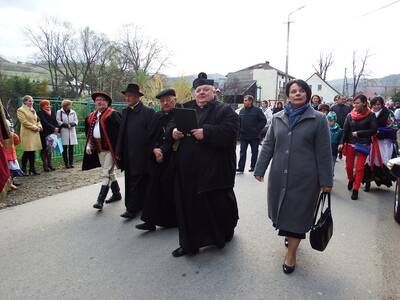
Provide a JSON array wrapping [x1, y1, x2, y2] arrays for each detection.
[[238, 139, 259, 171]]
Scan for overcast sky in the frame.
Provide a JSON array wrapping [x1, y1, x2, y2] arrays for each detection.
[[0, 0, 399, 81]]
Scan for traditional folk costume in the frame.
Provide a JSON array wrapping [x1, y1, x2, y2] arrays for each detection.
[[82, 92, 122, 210]]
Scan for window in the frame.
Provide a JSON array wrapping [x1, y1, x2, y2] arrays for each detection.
[[318, 84, 322, 91]]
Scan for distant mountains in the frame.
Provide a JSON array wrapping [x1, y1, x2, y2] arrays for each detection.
[[328, 74, 400, 96]]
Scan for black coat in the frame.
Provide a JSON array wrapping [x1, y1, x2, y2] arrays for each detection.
[[341, 111, 377, 145], [82, 108, 122, 171], [171, 99, 240, 251], [174, 99, 240, 193], [238, 105, 267, 140], [330, 103, 352, 128], [115, 102, 155, 174], [37, 110, 59, 149], [141, 111, 176, 227]]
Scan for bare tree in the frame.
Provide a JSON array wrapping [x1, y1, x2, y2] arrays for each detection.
[[352, 50, 370, 97], [120, 24, 169, 75], [24, 18, 70, 94], [313, 52, 334, 81]]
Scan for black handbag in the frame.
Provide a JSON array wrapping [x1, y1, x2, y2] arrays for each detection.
[[310, 192, 333, 252]]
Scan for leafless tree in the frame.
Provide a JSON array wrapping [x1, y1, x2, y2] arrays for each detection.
[[313, 52, 334, 81], [119, 24, 169, 76], [352, 50, 370, 97], [24, 18, 70, 94]]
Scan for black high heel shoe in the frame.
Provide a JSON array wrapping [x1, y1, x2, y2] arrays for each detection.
[[282, 263, 296, 274]]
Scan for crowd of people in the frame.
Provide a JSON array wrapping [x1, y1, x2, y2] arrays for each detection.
[[0, 73, 398, 275]]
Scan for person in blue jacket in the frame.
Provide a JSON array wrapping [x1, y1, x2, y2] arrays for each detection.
[[237, 95, 267, 173], [327, 111, 343, 176]]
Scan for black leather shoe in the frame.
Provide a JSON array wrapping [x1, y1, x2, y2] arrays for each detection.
[[171, 247, 199, 257], [248, 168, 254, 172], [283, 263, 296, 274], [236, 168, 244, 174], [29, 170, 40, 176], [120, 211, 136, 219], [351, 189, 359, 200], [347, 180, 354, 190], [48, 166, 56, 171], [93, 202, 103, 209], [136, 223, 156, 231], [284, 237, 289, 248], [364, 182, 370, 192]]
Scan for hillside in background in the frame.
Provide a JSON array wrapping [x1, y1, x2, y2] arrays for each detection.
[[329, 73, 400, 96], [0, 56, 49, 81]]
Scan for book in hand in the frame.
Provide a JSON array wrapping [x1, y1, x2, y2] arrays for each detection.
[[173, 108, 198, 134]]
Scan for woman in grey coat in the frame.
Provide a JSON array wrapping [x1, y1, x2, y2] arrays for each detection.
[[254, 79, 333, 274]]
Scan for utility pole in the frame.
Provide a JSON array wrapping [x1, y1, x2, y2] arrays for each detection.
[[284, 5, 306, 89], [342, 68, 348, 97]]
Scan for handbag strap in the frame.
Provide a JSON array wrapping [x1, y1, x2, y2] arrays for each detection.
[[312, 192, 331, 225]]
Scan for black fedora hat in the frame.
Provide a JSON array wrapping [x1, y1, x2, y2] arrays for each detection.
[[91, 91, 112, 106], [121, 83, 144, 96]]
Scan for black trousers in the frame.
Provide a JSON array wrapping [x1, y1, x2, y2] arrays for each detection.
[[238, 138, 260, 171], [21, 151, 36, 171], [62, 145, 74, 167], [124, 170, 147, 213]]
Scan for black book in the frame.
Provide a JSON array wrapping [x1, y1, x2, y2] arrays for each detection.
[[173, 108, 198, 134]]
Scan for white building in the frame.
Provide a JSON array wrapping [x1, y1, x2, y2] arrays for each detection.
[[225, 61, 295, 101], [306, 73, 341, 104]]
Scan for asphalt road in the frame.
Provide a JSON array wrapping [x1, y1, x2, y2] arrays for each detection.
[[0, 152, 399, 300]]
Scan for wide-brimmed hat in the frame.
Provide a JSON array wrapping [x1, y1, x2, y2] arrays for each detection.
[[121, 84, 144, 96], [91, 92, 112, 106], [156, 88, 176, 99]]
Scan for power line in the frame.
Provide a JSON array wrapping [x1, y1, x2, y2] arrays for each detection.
[[362, 0, 400, 16]]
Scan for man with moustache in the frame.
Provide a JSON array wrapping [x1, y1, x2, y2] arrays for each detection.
[[170, 73, 240, 257], [82, 92, 122, 210], [136, 88, 178, 231], [116, 84, 155, 219]]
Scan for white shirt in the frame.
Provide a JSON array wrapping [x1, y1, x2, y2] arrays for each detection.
[[86, 111, 102, 151]]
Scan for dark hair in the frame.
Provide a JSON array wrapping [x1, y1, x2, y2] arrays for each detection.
[[370, 96, 384, 107], [244, 95, 254, 102], [285, 79, 312, 102], [276, 101, 283, 108], [354, 94, 368, 104], [311, 94, 321, 104], [318, 103, 330, 112]]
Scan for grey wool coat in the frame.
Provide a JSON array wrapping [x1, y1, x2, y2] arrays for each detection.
[[254, 104, 333, 234]]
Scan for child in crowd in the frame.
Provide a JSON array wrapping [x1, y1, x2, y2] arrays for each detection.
[[327, 111, 343, 176]]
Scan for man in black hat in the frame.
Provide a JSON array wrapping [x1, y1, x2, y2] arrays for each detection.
[[170, 73, 240, 257], [136, 88, 178, 231], [116, 84, 155, 219], [82, 92, 122, 210]]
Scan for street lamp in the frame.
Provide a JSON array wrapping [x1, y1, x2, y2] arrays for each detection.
[[284, 5, 306, 89]]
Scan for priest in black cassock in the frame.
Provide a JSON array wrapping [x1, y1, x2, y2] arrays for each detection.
[[136, 88, 178, 231], [115, 84, 155, 219], [170, 73, 240, 257]]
